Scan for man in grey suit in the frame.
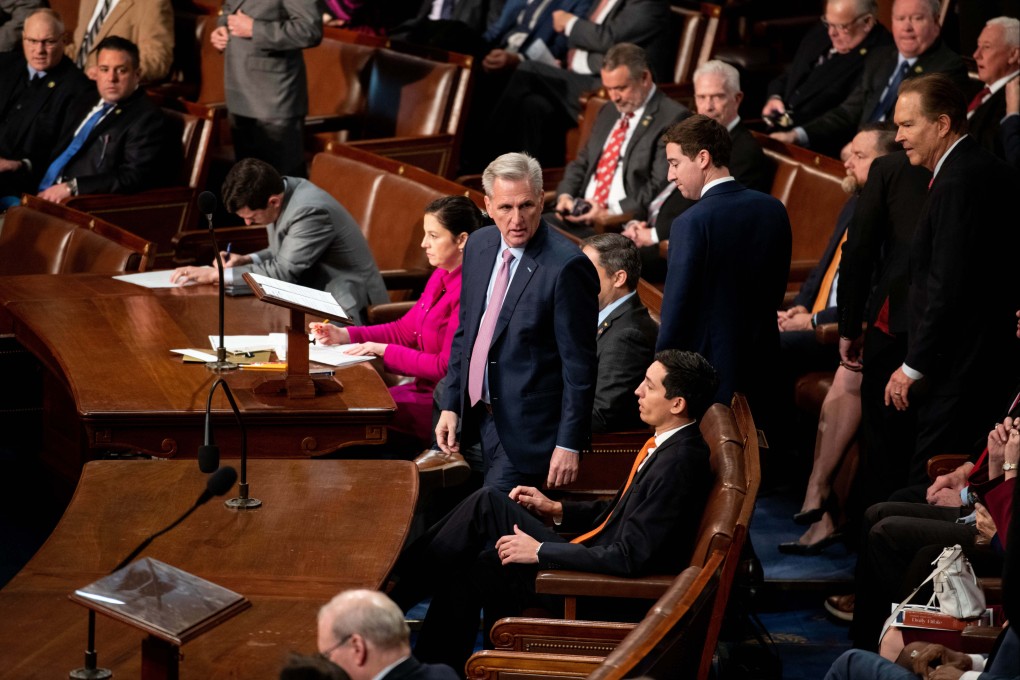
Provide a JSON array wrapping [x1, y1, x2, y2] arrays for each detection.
[[0, 0, 43, 53], [170, 159, 388, 325], [582, 233, 658, 433], [211, 0, 322, 178], [549, 43, 689, 237]]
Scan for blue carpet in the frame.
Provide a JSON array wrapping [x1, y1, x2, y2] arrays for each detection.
[[752, 489, 855, 581]]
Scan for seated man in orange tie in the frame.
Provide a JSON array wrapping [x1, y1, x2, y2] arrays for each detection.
[[388, 349, 717, 672]]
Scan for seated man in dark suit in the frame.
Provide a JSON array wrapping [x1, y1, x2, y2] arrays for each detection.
[[0, 9, 90, 205], [771, 0, 970, 159], [317, 589, 457, 680], [762, 0, 891, 132], [582, 233, 658, 432], [549, 43, 689, 236], [967, 17, 1019, 163], [1006, 75, 1020, 168], [621, 60, 773, 283], [33, 35, 172, 204], [390, 350, 718, 672]]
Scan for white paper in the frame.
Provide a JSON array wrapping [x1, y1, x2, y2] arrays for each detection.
[[114, 270, 197, 289], [309, 344, 376, 367], [524, 39, 558, 67], [248, 273, 350, 320], [171, 348, 218, 362], [208, 335, 279, 353]]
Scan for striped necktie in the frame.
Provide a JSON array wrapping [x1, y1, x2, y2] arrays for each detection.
[[78, 0, 114, 68]]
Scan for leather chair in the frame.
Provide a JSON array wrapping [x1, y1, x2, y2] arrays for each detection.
[[465, 550, 727, 680], [0, 196, 155, 275]]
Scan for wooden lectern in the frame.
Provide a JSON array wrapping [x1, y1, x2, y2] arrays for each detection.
[[243, 273, 349, 399]]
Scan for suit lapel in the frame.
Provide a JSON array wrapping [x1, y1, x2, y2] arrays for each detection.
[[624, 92, 660, 169], [97, 0, 136, 43], [467, 231, 500, 344], [491, 244, 539, 346], [598, 294, 639, 339]]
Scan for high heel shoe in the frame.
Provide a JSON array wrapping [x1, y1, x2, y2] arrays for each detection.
[[793, 495, 836, 525], [777, 532, 844, 556]]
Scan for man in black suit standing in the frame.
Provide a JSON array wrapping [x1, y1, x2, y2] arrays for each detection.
[[392, 350, 717, 672], [318, 589, 457, 680], [967, 17, 1019, 162], [882, 73, 1020, 487], [550, 43, 688, 237], [35, 35, 171, 203], [436, 152, 599, 491], [582, 233, 658, 433], [772, 0, 970, 159], [621, 60, 773, 283], [762, 0, 891, 131], [0, 9, 90, 203]]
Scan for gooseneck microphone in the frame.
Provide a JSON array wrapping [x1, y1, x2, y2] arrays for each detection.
[[199, 190, 237, 373], [70, 466, 238, 679], [111, 466, 238, 573], [199, 378, 261, 509]]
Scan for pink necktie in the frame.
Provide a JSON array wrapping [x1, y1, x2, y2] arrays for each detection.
[[468, 249, 515, 405]]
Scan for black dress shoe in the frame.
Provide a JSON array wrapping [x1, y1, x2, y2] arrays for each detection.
[[777, 533, 844, 556], [793, 496, 835, 525]]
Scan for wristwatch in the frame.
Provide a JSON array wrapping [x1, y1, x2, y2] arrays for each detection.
[[1003, 462, 1018, 471]]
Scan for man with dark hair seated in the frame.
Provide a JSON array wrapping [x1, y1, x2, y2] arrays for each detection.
[[33, 35, 173, 204], [170, 158, 387, 325], [390, 350, 718, 673]]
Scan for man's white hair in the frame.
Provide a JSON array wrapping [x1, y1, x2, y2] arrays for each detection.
[[987, 16, 1020, 48], [693, 60, 741, 95]]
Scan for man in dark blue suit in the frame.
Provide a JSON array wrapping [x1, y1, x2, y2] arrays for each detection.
[[436, 152, 599, 491], [656, 115, 791, 428], [394, 350, 717, 672]]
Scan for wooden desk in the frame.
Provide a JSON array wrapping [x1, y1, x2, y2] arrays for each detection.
[[0, 275, 396, 481], [0, 459, 417, 679]]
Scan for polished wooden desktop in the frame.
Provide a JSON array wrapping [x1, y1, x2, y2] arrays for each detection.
[[0, 274, 396, 482], [0, 458, 418, 679]]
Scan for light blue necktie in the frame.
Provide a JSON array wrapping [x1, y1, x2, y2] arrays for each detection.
[[38, 103, 112, 191]]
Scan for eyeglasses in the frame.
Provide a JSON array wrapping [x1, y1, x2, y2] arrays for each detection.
[[821, 13, 869, 33], [23, 37, 61, 48], [318, 634, 353, 661]]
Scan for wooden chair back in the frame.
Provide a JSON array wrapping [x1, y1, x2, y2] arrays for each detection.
[[670, 3, 722, 85]]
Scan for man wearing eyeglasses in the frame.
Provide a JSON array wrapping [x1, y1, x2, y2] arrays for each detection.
[[762, 0, 891, 132], [0, 9, 89, 203], [772, 0, 970, 159], [317, 590, 457, 680]]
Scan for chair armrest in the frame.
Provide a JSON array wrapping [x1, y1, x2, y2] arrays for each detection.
[[380, 268, 432, 291], [960, 625, 1002, 654], [978, 577, 1002, 603], [535, 570, 674, 600], [927, 454, 971, 481], [814, 322, 840, 346], [367, 302, 414, 325], [172, 225, 269, 265], [489, 616, 634, 653], [65, 186, 195, 212], [465, 650, 603, 680]]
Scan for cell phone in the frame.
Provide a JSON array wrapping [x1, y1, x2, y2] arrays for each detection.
[[569, 198, 593, 217]]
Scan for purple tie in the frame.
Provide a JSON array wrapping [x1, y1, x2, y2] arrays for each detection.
[[469, 249, 515, 405]]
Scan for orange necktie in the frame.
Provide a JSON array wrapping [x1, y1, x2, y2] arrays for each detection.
[[571, 436, 656, 544], [812, 231, 848, 314]]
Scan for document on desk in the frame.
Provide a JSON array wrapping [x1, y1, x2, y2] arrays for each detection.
[[208, 335, 280, 353], [308, 344, 375, 368], [243, 273, 351, 322], [113, 270, 198, 289]]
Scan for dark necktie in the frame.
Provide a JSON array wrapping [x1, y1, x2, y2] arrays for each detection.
[[967, 86, 991, 114], [870, 60, 911, 123], [38, 103, 113, 190]]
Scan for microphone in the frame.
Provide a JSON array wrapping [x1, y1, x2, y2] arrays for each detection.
[[199, 378, 261, 509], [200, 191, 237, 373], [110, 465, 238, 574]]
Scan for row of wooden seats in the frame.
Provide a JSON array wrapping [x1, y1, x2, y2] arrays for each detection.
[[465, 394, 761, 679], [0, 196, 155, 276]]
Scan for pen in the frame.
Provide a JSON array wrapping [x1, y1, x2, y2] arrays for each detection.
[[225, 242, 232, 256]]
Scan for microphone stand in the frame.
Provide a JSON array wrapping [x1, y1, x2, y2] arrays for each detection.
[[69, 611, 111, 679], [203, 205, 237, 373], [205, 378, 261, 509]]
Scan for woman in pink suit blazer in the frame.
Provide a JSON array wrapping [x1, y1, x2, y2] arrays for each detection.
[[310, 196, 483, 448]]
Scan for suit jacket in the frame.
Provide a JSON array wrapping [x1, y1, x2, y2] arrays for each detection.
[[484, 0, 592, 61], [441, 222, 599, 474], [0, 55, 91, 196], [0, 0, 40, 52], [567, 0, 672, 81], [905, 136, 1019, 393], [969, 86, 1008, 163], [415, 0, 507, 35], [68, 0, 174, 82], [792, 194, 856, 326], [837, 151, 930, 339], [540, 423, 712, 575], [593, 293, 658, 433], [229, 176, 388, 324], [657, 181, 791, 406], [1004, 113, 1020, 171], [557, 88, 689, 216], [220, 0, 322, 120], [767, 22, 892, 128], [802, 38, 970, 157], [383, 656, 459, 680], [52, 88, 174, 196]]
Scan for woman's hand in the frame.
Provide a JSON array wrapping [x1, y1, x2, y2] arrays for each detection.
[[308, 322, 349, 345], [343, 342, 386, 357]]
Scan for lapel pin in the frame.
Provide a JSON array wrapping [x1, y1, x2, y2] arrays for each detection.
[[860, 48, 867, 55], [48, 81, 55, 88], [914, 65, 923, 73]]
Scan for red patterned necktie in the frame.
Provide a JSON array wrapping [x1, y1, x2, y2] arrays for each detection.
[[591, 113, 632, 208], [967, 86, 991, 114]]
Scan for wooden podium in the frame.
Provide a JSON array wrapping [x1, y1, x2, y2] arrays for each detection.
[[243, 272, 348, 399]]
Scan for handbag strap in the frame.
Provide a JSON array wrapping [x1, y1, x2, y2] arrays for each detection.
[[877, 546, 961, 645]]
